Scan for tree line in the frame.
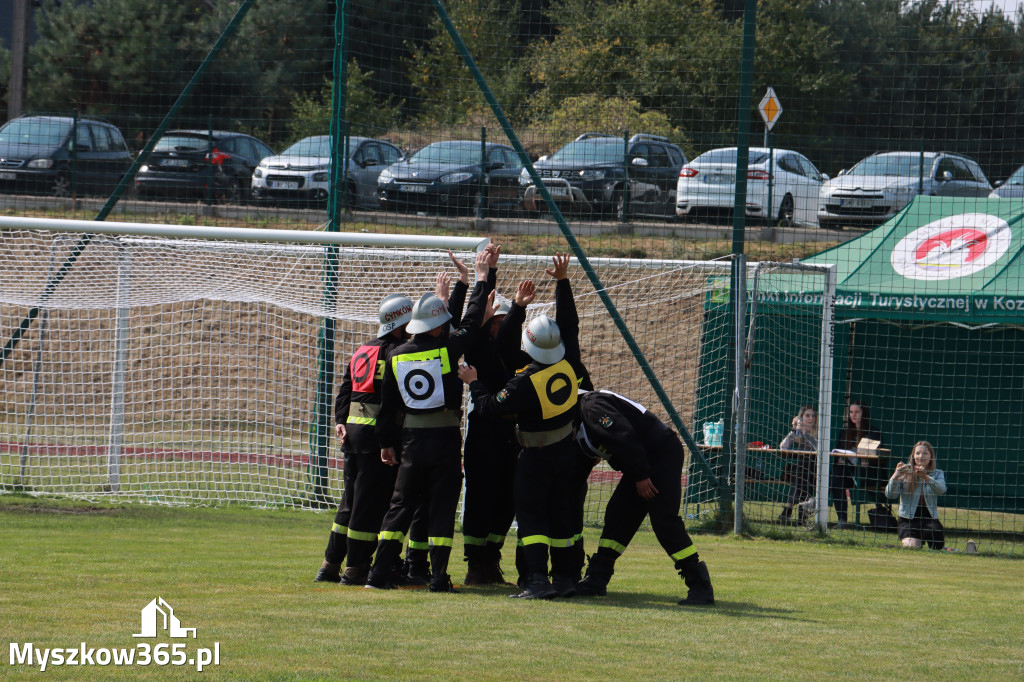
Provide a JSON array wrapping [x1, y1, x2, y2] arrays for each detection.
[[1, 0, 1022, 178]]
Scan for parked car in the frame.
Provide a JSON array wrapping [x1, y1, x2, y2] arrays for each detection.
[[989, 163, 1024, 199], [0, 114, 133, 197], [251, 135, 402, 208], [817, 151, 992, 230], [377, 140, 523, 215], [134, 130, 274, 202], [520, 133, 686, 220], [675, 147, 826, 226]]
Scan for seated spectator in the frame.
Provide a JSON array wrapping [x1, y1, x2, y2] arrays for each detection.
[[830, 400, 883, 529], [885, 441, 946, 550], [777, 405, 817, 526]]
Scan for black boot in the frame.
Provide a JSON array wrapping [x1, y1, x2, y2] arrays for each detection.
[[576, 553, 615, 597], [551, 573, 578, 598], [510, 573, 557, 600], [428, 573, 459, 593], [677, 558, 715, 606], [464, 557, 489, 586], [401, 557, 431, 587], [339, 564, 369, 586], [314, 561, 341, 583]]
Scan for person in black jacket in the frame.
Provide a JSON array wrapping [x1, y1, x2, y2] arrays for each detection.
[[364, 247, 494, 593], [573, 389, 715, 606], [494, 253, 595, 595], [441, 249, 521, 586], [830, 400, 884, 529], [460, 308, 587, 600], [314, 294, 413, 585]]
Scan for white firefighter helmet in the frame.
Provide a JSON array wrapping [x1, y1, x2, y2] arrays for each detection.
[[377, 294, 414, 338], [522, 314, 564, 364], [493, 298, 512, 317], [405, 292, 452, 334]]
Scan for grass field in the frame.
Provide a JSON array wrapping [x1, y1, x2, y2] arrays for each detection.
[[2, 495, 1021, 680]]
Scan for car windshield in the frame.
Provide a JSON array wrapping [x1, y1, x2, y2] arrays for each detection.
[[694, 149, 769, 165], [1005, 165, 1024, 184], [410, 143, 482, 165], [848, 154, 933, 177], [282, 137, 332, 157], [153, 135, 212, 152], [0, 119, 71, 146], [548, 139, 624, 165]]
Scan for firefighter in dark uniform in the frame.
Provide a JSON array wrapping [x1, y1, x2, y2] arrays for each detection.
[[364, 248, 494, 593], [314, 294, 412, 585], [441, 249, 521, 586], [573, 389, 715, 606], [497, 254, 594, 594], [460, 313, 584, 599]]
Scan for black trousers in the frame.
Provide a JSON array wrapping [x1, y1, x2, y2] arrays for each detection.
[[557, 450, 596, 578], [829, 459, 856, 521], [597, 433, 695, 562], [515, 438, 583, 578], [784, 456, 816, 506], [462, 413, 518, 561], [324, 449, 397, 567], [370, 426, 464, 580]]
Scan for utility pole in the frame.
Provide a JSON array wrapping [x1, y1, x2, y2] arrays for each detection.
[[8, 0, 31, 119]]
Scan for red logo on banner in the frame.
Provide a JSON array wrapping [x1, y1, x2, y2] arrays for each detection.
[[916, 228, 988, 265]]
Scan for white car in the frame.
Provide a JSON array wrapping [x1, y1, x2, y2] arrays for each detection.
[[250, 135, 402, 207], [989, 163, 1024, 199], [818, 151, 991, 230], [676, 147, 826, 227]]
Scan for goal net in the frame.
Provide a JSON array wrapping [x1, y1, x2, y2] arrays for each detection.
[[683, 260, 837, 530], [0, 218, 739, 518]]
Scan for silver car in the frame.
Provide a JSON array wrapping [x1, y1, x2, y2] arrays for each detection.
[[989, 164, 1024, 199], [251, 135, 402, 207], [817, 151, 991, 230]]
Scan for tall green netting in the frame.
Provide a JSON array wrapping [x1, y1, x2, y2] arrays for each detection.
[[2, 0, 1023, 553]]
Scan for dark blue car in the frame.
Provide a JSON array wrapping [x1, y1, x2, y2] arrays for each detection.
[[376, 140, 523, 215]]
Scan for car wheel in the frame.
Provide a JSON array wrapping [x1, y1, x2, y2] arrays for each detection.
[[216, 180, 241, 204], [51, 170, 72, 198], [776, 194, 794, 226]]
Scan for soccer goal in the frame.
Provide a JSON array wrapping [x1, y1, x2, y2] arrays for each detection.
[[0, 217, 488, 506], [0, 217, 745, 517], [682, 259, 838, 532]]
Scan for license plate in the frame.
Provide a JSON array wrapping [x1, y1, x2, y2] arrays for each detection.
[[269, 180, 299, 190], [703, 174, 733, 184], [547, 186, 569, 197], [0, 172, 16, 180], [161, 159, 188, 167], [840, 198, 873, 208], [400, 184, 428, 193]]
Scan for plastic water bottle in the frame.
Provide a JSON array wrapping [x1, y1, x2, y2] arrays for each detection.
[[715, 419, 724, 446]]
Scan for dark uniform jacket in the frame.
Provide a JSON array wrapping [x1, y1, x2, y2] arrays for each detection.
[[577, 390, 676, 482], [334, 334, 404, 454], [376, 280, 490, 449]]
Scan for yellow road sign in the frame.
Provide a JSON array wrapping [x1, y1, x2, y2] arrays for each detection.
[[758, 87, 783, 131]]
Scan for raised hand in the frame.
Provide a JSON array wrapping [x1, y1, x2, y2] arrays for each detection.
[[448, 250, 470, 284], [514, 279, 536, 306], [545, 252, 570, 280], [434, 270, 452, 304]]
